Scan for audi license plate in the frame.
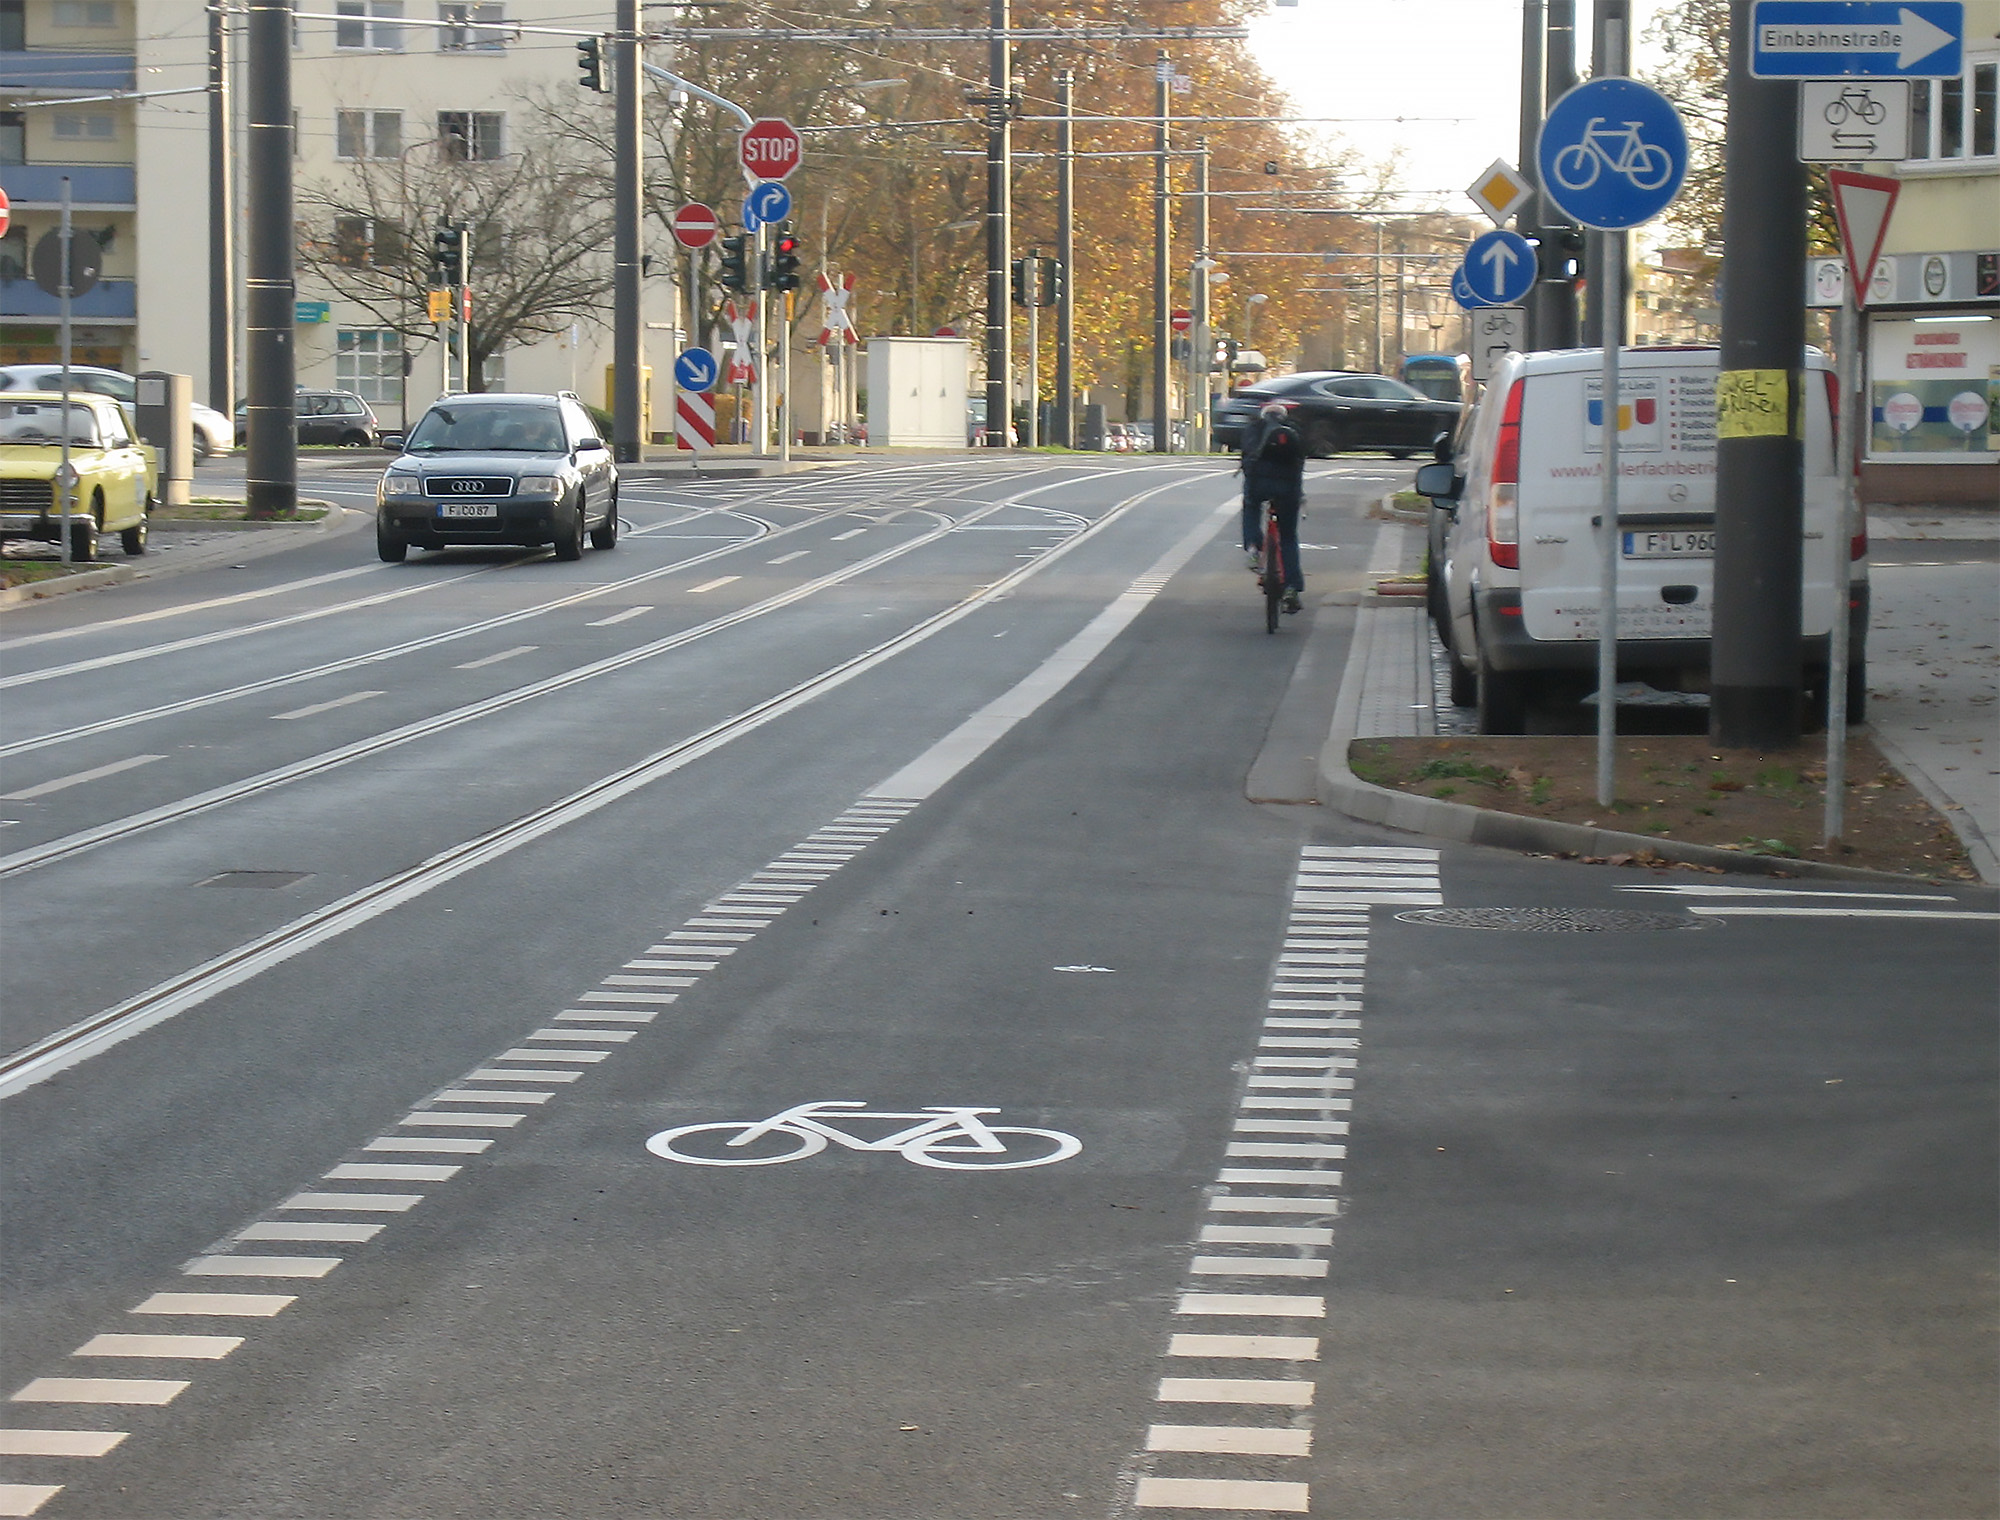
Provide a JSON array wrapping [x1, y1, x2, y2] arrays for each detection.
[[437, 502, 496, 519], [1623, 529, 1714, 558]]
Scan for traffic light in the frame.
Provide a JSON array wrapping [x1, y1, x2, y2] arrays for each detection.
[[1039, 257, 1061, 308], [576, 36, 604, 91], [717, 233, 750, 293], [1535, 225, 1585, 283], [1010, 257, 1028, 308], [766, 228, 801, 292], [432, 224, 467, 285]]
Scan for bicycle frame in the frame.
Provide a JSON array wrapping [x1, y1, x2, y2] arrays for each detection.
[[729, 1100, 1013, 1154]]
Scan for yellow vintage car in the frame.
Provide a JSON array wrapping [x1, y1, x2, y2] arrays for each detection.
[[0, 391, 158, 560]]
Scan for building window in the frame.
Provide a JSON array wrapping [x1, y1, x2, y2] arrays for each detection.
[[437, 111, 503, 162], [335, 0, 405, 51], [332, 217, 402, 267], [337, 330, 405, 404], [438, 2, 506, 51], [0, 112, 24, 167], [1909, 57, 1998, 161], [52, 113, 116, 141], [0, 2, 24, 53], [51, 1, 115, 25], [336, 110, 403, 160]]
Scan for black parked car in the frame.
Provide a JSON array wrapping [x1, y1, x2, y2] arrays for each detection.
[[1213, 371, 1462, 458], [374, 391, 617, 562], [234, 389, 382, 447]]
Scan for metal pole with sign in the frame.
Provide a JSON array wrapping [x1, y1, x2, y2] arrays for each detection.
[[1537, 60, 1687, 807], [58, 177, 74, 563]]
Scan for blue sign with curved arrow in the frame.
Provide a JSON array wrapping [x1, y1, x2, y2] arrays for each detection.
[[1463, 229, 1537, 306], [745, 180, 792, 231], [675, 346, 718, 393]]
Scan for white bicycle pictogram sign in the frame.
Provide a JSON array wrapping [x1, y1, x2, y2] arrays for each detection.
[[1551, 117, 1677, 193], [645, 1101, 1082, 1171]]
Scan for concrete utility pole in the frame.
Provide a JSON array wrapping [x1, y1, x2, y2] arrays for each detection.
[[1711, 0, 1807, 745], [207, 1, 234, 413], [244, 0, 295, 517], [1519, 0, 1546, 350], [981, 0, 1012, 446], [1584, 0, 1631, 346], [612, 0, 644, 462], [1533, 0, 1581, 348], [1054, 69, 1075, 448], [1152, 53, 1171, 453], [1192, 136, 1210, 453]]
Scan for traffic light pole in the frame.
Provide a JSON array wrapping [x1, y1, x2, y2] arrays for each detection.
[[612, 0, 644, 463], [1053, 69, 1074, 448], [980, 0, 1012, 447], [244, 0, 296, 518], [1152, 52, 1171, 454]]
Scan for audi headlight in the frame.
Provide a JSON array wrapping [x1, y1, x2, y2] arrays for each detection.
[[516, 473, 562, 495], [382, 473, 421, 498]]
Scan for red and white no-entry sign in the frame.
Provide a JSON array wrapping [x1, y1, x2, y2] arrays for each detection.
[[0, 187, 11, 239], [676, 390, 716, 452], [1170, 308, 1192, 333], [671, 202, 719, 249], [739, 118, 803, 182]]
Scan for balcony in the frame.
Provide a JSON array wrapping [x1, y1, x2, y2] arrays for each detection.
[[0, 278, 139, 323], [0, 50, 137, 94], [0, 164, 137, 210]]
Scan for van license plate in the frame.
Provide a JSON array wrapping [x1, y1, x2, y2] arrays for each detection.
[[437, 503, 497, 519], [1623, 530, 1714, 558]]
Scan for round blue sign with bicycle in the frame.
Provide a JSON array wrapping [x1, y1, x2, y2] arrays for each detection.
[[1537, 76, 1687, 230], [1451, 264, 1495, 311]]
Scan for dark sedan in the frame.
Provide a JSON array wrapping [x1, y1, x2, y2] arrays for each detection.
[[1214, 371, 1462, 458]]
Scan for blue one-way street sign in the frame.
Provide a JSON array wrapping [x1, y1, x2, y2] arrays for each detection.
[[1463, 229, 1537, 307], [1751, 1, 1962, 77]]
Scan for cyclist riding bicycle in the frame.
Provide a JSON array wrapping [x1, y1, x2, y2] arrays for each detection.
[[1237, 400, 1307, 614]]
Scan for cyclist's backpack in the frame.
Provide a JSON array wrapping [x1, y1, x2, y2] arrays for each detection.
[[1257, 419, 1303, 469]]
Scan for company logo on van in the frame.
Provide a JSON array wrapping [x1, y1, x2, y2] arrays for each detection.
[[1583, 376, 1667, 453]]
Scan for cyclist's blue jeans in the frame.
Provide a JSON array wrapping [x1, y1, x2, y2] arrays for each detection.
[[1242, 476, 1304, 593]]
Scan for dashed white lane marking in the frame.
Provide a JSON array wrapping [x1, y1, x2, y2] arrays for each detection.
[[0, 1433, 125, 1456], [269, 691, 383, 722], [830, 527, 866, 540], [74, 1336, 240, 1360], [767, 550, 810, 564], [1122, 843, 1442, 1514], [453, 645, 537, 670], [687, 575, 740, 593], [0, 755, 166, 801], [585, 606, 653, 627]]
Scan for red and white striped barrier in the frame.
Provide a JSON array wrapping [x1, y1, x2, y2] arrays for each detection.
[[676, 390, 715, 452]]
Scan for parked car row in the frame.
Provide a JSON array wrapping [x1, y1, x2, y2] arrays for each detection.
[[0, 365, 232, 460], [1412, 344, 1866, 734], [235, 389, 385, 448], [0, 391, 157, 560]]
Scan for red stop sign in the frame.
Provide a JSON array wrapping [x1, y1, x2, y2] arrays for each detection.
[[1171, 308, 1192, 333], [739, 118, 803, 182], [671, 202, 719, 249]]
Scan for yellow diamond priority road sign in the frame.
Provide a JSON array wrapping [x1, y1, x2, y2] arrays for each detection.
[[1467, 159, 1533, 227]]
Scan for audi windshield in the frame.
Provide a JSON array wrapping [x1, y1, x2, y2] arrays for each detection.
[[404, 405, 565, 453]]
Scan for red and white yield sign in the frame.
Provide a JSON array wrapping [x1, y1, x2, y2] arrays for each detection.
[[671, 202, 719, 249], [739, 118, 803, 182]]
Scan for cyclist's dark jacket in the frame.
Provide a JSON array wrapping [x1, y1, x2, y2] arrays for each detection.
[[1239, 412, 1306, 504]]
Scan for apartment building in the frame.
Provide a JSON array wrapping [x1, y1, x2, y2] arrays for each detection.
[[3, 0, 654, 424]]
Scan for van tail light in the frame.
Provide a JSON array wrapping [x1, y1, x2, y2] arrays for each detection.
[[1487, 379, 1524, 570], [1851, 525, 1867, 560]]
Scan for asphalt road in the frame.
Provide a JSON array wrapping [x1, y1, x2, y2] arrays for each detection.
[[1, 456, 1992, 1519]]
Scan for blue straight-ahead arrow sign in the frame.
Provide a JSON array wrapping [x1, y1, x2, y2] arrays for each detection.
[[1751, 1, 1962, 77], [1464, 229, 1538, 306]]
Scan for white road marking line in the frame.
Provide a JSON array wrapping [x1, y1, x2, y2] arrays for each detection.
[[327, 1162, 459, 1181], [454, 645, 537, 670], [578, 990, 681, 1004], [1201, 1226, 1336, 1247], [687, 575, 739, 593], [270, 691, 383, 722], [603, 975, 698, 988], [1190, 1257, 1329, 1278], [1225, 1140, 1347, 1159], [0, 1482, 65, 1516], [0, 755, 166, 801], [235, 1222, 382, 1243], [1263, 1018, 1360, 1030], [531, 1026, 634, 1041], [396, 1111, 521, 1127], [1237, 1096, 1352, 1111], [626, 959, 717, 971], [427, 1089, 551, 1104], [1145, 1425, 1311, 1457], [1303, 844, 1436, 858], [0, 1430, 126, 1456], [1167, 1334, 1319, 1359], [132, 1293, 294, 1316], [1133, 1476, 1310, 1511], [74, 1334, 241, 1360], [9, 1378, 188, 1405], [585, 606, 652, 627], [1218, 1168, 1343, 1187], [663, 931, 752, 942], [467, 1067, 579, 1083], [497, 1047, 607, 1062], [280, 1193, 420, 1211], [366, 1137, 491, 1153], [1207, 1196, 1342, 1214], [830, 528, 866, 540], [554, 1010, 657, 1025], [182, 1257, 340, 1278], [1233, 1120, 1347, 1136], [1175, 1294, 1325, 1318], [1157, 1378, 1313, 1406], [1687, 906, 1999, 921], [767, 550, 810, 564]]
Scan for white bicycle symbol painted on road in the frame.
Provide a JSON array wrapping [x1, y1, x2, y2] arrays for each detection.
[[1551, 117, 1677, 193], [646, 1101, 1083, 1171]]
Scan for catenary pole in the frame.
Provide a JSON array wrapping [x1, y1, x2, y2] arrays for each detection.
[[1711, 0, 1807, 747], [1536, 0, 1580, 349], [244, 0, 296, 517], [982, 0, 1012, 446], [207, 1, 235, 414], [1153, 52, 1171, 453], [1519, 0, 1545, 350], [613, 0, 644, 462], [1193, 135, 1210, 453], [1054, 69, 1075, 448]]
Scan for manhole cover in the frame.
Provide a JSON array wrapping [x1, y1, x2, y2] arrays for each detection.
[[1394, 907, 1714, 933], [198, 871, 310, 890]]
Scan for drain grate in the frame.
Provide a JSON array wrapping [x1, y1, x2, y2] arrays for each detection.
[[198, 871, 311, 890], [1395, 907, 1713, 933]]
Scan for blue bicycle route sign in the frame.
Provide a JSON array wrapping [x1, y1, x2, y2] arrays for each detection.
[[1750, 1, 1962, 78], [674, 346, 718, 393], [744, 180, 792, 231], [1451, 264, 1494, 311], [1537, 76, 1688, 232], [1462, 229, 1538, 306]]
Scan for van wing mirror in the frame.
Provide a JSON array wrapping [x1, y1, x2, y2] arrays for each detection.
[[1431, 430, 1454, 463], [1414, 460, 1460, 501]]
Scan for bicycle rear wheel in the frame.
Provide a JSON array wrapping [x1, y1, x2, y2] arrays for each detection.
[[906, 1126, 1083, 1170]]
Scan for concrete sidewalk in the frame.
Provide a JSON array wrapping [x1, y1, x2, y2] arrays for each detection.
[[1317, 511, 2000, 884]]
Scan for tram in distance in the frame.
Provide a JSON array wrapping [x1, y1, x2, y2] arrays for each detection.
[[1400, 352, 1472, 405]]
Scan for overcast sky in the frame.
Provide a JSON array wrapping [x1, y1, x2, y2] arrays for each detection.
[[1245, 0, 1669, 208]]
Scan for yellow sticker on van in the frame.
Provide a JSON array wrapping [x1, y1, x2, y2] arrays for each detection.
[[1716, 368, 1796, 439]]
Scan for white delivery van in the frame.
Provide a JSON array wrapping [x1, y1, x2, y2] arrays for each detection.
[[1417, 345, 1867, 734]]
